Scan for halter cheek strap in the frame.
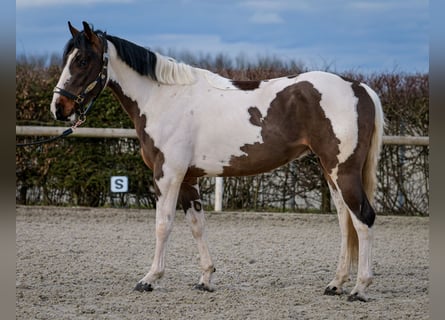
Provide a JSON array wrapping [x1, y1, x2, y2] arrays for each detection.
[[17, 34, 109, 147], [54, 33, 109, 119], [53, 86, 86, 105]]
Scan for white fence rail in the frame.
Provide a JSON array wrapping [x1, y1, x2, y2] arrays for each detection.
[[16, 126, 430, 146], [16, 126, 429, 212]]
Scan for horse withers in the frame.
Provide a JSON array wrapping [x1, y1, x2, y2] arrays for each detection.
[[51, 21, 384, 302]]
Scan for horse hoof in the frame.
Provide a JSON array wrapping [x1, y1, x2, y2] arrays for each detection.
[[134, 282, 153, 292], [347, 292, 368, 302], [193, 283, 214, 292], [324, 286, 342, 296]]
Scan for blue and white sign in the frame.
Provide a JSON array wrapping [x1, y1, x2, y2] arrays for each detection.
[[110, 176, 128, 193]]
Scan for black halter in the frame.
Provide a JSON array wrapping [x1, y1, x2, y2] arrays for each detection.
[[53, 32, 109, 120], [17, 33, 109, 147]]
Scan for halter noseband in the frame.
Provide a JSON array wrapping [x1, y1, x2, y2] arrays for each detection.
[[17, 33, 109, 147], [53, 32, 109, 121]]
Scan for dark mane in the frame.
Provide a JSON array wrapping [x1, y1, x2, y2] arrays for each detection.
[[105, 34, 158, 81], [63, 27, 157, 81]]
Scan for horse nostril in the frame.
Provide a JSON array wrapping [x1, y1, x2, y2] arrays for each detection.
[[55, 103, 67, 121]]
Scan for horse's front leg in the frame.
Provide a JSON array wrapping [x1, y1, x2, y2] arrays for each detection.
[[134, 171, 184, 292], [179, 177, 215, 291]]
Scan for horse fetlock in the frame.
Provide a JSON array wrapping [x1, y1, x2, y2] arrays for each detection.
[[325, 274, 349, 296], [361, 275, 373, 287], [204, 265, 216, 273], [347, 291, 369, 302], [135, 270, 164, 291], [348, 278, 372, 302], [197, 265, 216, 290], [356, 275, 373, 290], [148, 270, 165, 282]]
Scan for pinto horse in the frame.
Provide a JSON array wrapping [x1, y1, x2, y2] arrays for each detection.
[[51, 22, 384, 302]]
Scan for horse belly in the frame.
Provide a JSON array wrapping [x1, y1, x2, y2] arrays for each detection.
[[220, 143, 310, 177], [190, 139, 310, 177]]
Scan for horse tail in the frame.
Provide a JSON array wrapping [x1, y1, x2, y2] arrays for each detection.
[[347, 212, 359, 267], [361, 84, 384, 205]]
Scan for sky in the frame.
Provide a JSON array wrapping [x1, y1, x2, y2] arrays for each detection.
[[16, 0, 429, 74]]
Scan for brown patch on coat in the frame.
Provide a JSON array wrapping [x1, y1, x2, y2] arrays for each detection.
[[231, 80, 261, 91], [185, 166, 207, 178], [222, 81, 340, 176], [321, 167, 337, 190], [248, 106, 263, 126], [335, 80, 376, 227], [108, 80, 165, 197], [178, 177, 202, 213]]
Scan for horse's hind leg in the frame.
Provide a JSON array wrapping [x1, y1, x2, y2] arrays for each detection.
[[348, 207, 374, 302], [179, 177, 215, 291], [334, 171, 375, 302], [324, 183, 357, 296]]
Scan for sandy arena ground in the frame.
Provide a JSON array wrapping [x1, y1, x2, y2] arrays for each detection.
[[16, 206, 429, 319]]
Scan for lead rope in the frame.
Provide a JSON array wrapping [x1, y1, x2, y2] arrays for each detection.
[[16, 115, 87, 147]]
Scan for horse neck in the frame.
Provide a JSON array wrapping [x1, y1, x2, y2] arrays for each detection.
[[106, 42, 159, 110], [105, 41, 240, 119]]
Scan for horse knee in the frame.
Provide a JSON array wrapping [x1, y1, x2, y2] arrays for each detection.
[[191, 225, 203, 239], [186, 209, 205, 238], [155, 219, 174, 240]]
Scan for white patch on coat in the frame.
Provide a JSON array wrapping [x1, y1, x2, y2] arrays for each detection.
[[297, 71, 359, 172], [108, 47, 362, 178], [204, 71, 236, 90], [107, 42, 300, 176], [50, 49, 78, 118]]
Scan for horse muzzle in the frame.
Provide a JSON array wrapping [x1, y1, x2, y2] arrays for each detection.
[[54, 95, 76, 121]]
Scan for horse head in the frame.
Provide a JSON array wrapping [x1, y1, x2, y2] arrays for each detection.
[[50, 21, 109, 122]]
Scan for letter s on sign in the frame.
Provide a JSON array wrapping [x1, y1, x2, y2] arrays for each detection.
[[111, 176, 128, 193]]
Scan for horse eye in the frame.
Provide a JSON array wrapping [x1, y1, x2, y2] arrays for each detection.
[[75, 55, 88, 68]]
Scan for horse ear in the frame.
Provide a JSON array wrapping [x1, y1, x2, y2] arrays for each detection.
[[68, 21, 80, 38], [82, 21, 100, 45], [82, 21, 93, 39]]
